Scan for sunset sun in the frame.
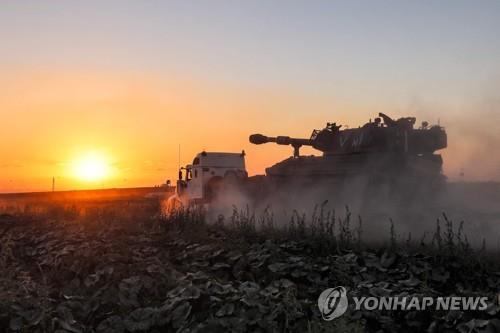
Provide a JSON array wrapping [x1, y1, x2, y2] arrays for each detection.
[[72, 153, 110, 182]]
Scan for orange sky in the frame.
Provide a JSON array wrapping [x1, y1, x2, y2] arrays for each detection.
[[0, 70, 340, 191], [1, 69, 499, 192]]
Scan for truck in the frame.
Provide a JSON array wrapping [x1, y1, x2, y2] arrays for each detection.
[[166, 151, 248, 210]]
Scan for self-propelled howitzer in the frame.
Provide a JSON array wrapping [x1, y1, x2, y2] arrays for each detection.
[[249, 113, 447, 186]]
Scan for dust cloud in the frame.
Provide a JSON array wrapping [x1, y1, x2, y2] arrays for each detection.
[[207, 178, 500, 250], [405, 93, 500, 182]]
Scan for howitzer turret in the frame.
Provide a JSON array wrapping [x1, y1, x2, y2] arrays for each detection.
[[248, 113, 448, 191], [250, 113, 446, 157]]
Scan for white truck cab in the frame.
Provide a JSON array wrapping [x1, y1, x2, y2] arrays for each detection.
[[172, 151, 247, 207]]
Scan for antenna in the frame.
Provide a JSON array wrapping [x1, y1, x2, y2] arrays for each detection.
[[52, 176, 55, 192], [178, 144, 181, 170]]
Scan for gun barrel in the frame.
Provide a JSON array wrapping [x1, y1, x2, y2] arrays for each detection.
[[249, 134, 311, 146], [249, 134, 312, 157], [249, 134, 271, 145]]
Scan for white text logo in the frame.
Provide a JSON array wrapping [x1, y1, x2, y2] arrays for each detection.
[[317, 286, 348, 320]]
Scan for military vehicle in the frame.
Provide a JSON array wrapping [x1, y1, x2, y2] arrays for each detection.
[[165, 151, 247, 209], [167, 113, 447, 209], [249, 113, 447, 188]]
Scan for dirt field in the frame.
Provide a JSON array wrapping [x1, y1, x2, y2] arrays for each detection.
[[0, 188, 499, 332]]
